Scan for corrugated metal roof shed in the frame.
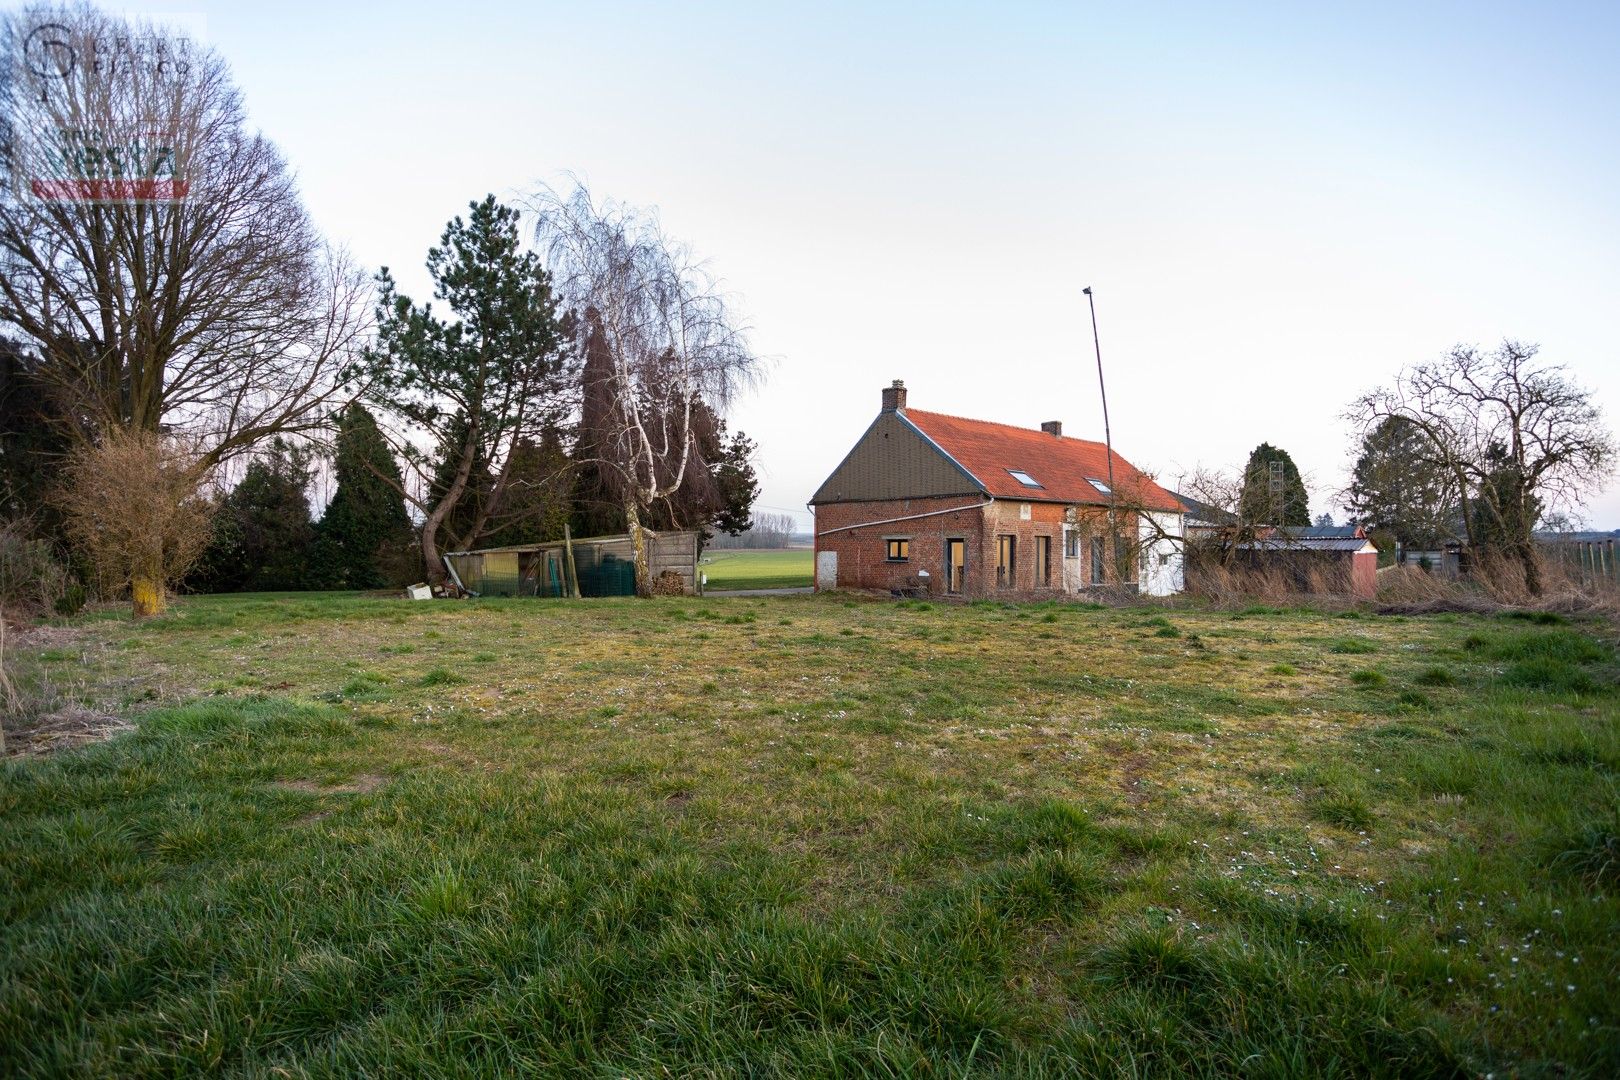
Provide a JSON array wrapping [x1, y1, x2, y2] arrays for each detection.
[[1237, 536, 1377, 553]]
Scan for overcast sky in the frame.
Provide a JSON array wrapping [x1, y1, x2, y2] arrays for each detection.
[[142, 1, 1619, 529]]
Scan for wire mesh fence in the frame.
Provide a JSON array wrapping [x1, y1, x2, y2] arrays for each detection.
[[442, 531, 699, 598]]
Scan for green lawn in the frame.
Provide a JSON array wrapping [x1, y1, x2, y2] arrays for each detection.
[[2, 593, 1617, 1076], [701, 547, 813, 590]]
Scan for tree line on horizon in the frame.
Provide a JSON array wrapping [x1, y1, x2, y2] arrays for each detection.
[[0, 7, 762, 613]]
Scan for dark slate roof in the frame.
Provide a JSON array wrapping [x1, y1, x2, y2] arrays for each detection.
[[1173, 491, 1237, 525]]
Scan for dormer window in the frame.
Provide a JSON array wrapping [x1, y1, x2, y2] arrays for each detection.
[[1008, 469, 1042, 488], [1086, 477, 1112, 495]]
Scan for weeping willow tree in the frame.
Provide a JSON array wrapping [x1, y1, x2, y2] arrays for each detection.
[[0, 7, 366, 613], [527, 183, 761, 596]]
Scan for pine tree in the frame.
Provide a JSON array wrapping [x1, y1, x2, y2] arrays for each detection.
[[310, 404, 412, 589], [427, 411, 496, 551], [193, 439, 315, 592], [484, 428, 571, 548], [1345, 416, 1457, 549], [1238, 443, 1310, 527], [357, 196, 568, 585], [569, 318, 624, 537], [710, 427, 760, 538]]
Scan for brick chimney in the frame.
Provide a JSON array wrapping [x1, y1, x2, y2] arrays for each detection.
[[881, 379, 907, 412], [1041, 420, 1063, 437]]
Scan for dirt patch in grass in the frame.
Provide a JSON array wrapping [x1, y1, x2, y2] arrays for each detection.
[[274, 773, 387, 796], [1117, 751, 1153, 807], [2, 704, 131, 756]]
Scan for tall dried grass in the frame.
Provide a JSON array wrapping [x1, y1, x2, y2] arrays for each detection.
[[1183, 559, 1359, 611], [1183, 548, 1618, 621]]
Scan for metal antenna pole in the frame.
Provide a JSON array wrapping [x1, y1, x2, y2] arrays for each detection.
[[1083, 287, 1120, 577], [1083, 287, 1117, 499]]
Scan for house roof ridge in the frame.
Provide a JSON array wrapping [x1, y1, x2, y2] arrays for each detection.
[[902, 407, 1111, 454]]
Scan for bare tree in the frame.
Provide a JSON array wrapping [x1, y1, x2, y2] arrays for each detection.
[[55, 427, 213, 616], [0, 7, 368, 468], [527, 182, 760, 595], [1349, 340, 1614, 594]]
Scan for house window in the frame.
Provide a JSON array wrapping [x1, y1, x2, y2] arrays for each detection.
[[1086, 477, 1113, 496], [1090, 536, 1105, 585], [997, 534, 1016, 587], [1019, 502, 1032, 521], [885, 538, 910, 562], [1034, 535, 1051, 586], [1064, 528, 1080, 559], [1008, 469, 1042, 488]]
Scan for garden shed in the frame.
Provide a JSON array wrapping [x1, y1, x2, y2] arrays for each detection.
[[443, 530, 702, 597]]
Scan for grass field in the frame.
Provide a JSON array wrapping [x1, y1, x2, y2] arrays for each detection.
[[701, 547, 813, 590], [2, 593, 1618, 1076]]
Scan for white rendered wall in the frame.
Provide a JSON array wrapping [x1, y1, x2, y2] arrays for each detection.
[[1138, 512, 1185, 596]]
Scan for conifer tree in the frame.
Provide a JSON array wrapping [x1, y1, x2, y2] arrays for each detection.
[[311, 404, 412, 589], [1238, 443, 1310, 527], [194, 439, 314, 592]]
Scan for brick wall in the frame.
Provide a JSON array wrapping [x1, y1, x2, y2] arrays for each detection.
[[815, 498, 1154, 597], [814, 497, 990, 596], [982, 499, 1068, 592]]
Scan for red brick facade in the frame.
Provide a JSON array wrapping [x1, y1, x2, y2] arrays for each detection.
[[814, 497, 991, 596], [810, 383, 1185, 598], [815, 497, 1136, 597]]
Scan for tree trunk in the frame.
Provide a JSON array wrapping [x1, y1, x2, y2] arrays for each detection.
[[1519, 541, 1542, 597], [131, 546, 165, 619], [420, 508, 449, 589], [625, 499, 651, 597], [420, 424, 481, 589]]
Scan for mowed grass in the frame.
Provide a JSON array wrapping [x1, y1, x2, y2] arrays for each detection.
[[701, 547, 813, 590], [2, 593, 1618, 1077]]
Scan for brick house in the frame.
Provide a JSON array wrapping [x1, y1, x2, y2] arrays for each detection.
[[811, 381, 1185, 597]]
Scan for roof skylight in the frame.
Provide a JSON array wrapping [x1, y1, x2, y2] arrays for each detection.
[[1008, 469, 1042, 488], [1086, 477, 1113, 495]]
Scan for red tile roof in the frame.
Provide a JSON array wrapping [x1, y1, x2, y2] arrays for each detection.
[[902, 409, 1182, 512]]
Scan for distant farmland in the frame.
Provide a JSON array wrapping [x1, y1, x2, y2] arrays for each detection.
[[701, 548, 813, 590]]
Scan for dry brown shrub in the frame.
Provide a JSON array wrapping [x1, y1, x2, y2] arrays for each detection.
[[55, 430, 215, 618], [1369, 551, 1619, 620], [0, 519, 72, 615]]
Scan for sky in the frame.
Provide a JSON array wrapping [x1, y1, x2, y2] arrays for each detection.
[[123, 1, 1620, 529]]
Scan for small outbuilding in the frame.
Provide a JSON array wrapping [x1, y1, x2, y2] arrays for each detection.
[[443, 530, 703, 597], [1231, 528, 1380, 599]]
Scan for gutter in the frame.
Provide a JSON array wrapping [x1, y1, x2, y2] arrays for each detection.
[[816, 498, 994, 537]]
